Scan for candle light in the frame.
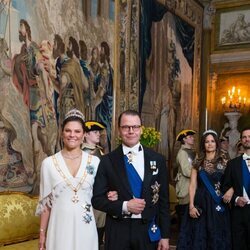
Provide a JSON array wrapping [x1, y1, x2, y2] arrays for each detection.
[[232, 86, 235, 94], [221, 97, 226, 105], [222, 86, 246, 111]]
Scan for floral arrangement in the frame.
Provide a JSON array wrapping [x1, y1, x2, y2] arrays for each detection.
[[116, 126, 161, 148], [140, 126, 161, 148]]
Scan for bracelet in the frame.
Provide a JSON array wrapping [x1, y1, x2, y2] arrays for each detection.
[[189, 206, 195, 210]]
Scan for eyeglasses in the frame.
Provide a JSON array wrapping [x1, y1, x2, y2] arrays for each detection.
[[119, 125, 141, 132]]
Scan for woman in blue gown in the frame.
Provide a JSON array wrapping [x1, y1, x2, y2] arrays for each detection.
[[177, 129, 232, 250]]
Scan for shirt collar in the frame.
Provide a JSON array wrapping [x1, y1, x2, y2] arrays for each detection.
[[122, 143, 142, 155], [243, 153, 250, 160], [181, 144, 193, 150]]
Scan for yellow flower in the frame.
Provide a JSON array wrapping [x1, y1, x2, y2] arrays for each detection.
[[140, 126, 161, 148], [116, 126, 161, 148]]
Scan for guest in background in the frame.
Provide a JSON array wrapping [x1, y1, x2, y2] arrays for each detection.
[[236, 140, 245, 156], [220, 135, 230, 160], [82, 120, 107, 248], [223, 127, 250, 250], [82, 120, 106, 158], [177, 129, 232, 250], [175, 129, 196, 226]]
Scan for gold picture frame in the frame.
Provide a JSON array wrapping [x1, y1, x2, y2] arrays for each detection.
[[213, 3, 250, 52]]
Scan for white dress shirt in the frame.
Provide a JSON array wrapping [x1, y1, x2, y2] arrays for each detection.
[[242, 153, 250, 204], [122, 143, 144, 217], [235, 153, 250, 204], [122, 143, 144, 180]]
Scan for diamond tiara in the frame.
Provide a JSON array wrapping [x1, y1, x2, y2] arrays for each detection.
[[64, 109, 85, 122], [203, 129, 217, 136]]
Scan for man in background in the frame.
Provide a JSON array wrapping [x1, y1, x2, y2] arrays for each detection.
[[223, 127, 250, 250], [82, 120, 106, 248], [220, 132, 230, 160], [175, 129, 196, 226]]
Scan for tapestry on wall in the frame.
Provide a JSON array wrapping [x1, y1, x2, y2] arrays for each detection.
[[0, 0, 115, 193], [155, 12, 194, 162], [141, 0, 202, 180]]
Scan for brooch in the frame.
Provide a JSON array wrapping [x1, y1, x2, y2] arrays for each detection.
[[83, 213, 92, 224], [151, 181, 160, 204], [150, 161, 158, 175], [150, 161, 157, 170], [82, 203, 92, 223], [127, 152, 133, 164], [217, 163, 224, 170], [86, 165, 95, 175]]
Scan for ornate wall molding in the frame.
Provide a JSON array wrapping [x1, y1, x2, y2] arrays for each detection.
[[158, 0, 203, 26], [203, 2, 216, 30], [211, 51, 250, 64]]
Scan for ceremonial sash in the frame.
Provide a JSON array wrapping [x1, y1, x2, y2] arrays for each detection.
[[148, 216, 161, 242], [242, 159, 250, 199], [124, 155, 161, 242], [124, 155, 142, 198], [199, 170, 225, 212]]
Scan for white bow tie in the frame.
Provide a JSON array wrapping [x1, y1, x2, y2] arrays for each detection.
[[242, 153, 250, 160], [123, 145, 142, 156]]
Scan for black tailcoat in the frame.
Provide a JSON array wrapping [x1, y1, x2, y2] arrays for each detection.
[[223, 155, 250, 250], [92, 145, 170, 243]]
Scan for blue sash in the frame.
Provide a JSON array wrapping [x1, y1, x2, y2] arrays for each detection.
[[242, 159, 250, 199], [148, 216, 161, 242], [124, 155, 142, 198], [124, 155, 161, 242], [199, 170, 225, 212]]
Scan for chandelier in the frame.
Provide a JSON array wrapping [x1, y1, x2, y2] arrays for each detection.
[[221, 86, 247, 112]]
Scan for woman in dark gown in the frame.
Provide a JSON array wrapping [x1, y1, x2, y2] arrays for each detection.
[[177, 129, 232, 250]]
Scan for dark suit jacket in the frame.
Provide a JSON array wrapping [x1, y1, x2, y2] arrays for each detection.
[[92, 145, 170, 238], [223, 155, 244, 205]]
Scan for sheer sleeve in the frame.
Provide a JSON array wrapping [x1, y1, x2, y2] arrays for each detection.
[[36, 156, 55, 215]]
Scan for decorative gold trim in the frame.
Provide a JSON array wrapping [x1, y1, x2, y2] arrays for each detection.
[[0, 191, 38, 199]]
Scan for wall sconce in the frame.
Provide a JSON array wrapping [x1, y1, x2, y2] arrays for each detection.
[[221, 86, 247, 112]]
